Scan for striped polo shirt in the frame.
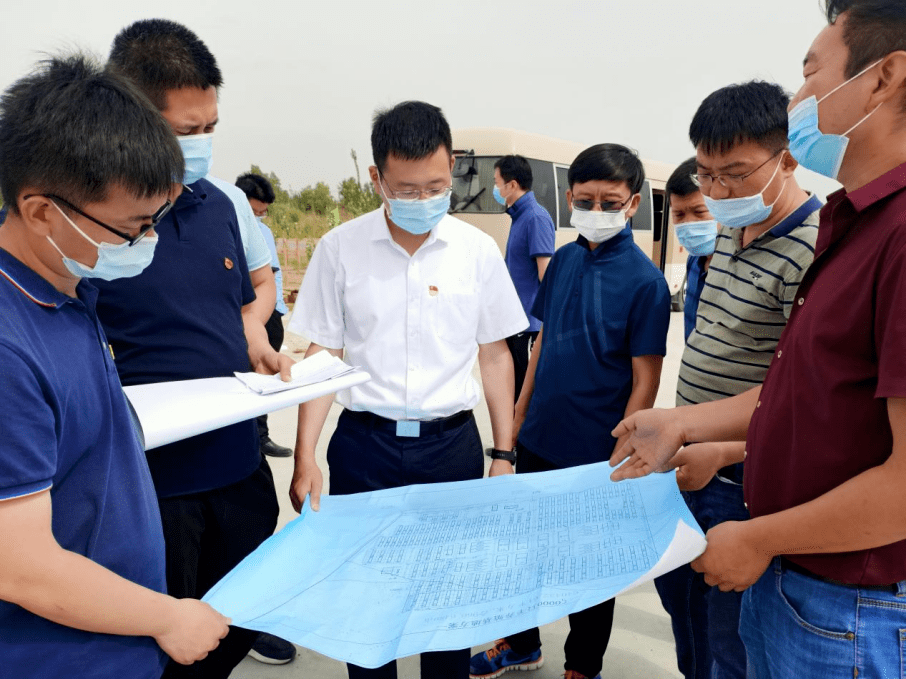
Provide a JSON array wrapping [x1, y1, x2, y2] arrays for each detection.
[[676, 194, 821, 406]]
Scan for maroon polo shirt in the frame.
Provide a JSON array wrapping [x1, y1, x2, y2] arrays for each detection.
[[745, 161, 906, 585]]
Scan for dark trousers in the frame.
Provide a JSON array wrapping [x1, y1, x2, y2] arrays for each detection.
[[505, 331, 538, 403], [328, 409, 484, 679], [653, 476, 749, 679], [504, 443, 616, 679], [159, 457, 280, 679], [256, 309, 285, 441]]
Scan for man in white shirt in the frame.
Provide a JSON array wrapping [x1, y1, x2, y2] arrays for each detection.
[[288, 100, 528, 679]]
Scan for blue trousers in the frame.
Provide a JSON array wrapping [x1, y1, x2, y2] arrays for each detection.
[[654, 476, 749, 679], [327, 409, 484, 679], [741, 557, 906, 679]]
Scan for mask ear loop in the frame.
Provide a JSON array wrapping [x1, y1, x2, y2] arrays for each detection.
[[812, 59, 885, 137], [50, 200, 102, 248], [377, 174, 394, 219], [842, 101, 883, 136], [760, 154, 789, 210]]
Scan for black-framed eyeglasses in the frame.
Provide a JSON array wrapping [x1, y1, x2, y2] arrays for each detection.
[[25, 194, 172, 246], [571, 196, 632, 213], [690, 151, 783, 190]]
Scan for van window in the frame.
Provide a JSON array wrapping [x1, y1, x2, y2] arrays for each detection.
[[630, 180, 653, 231], [451, 156, 558, 226], [555, 165, 571, 230], [451, 156, 503, 214]]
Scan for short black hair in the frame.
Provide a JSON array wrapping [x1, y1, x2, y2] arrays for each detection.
[[235, 173, 275, 204], [107, 19, 223, 111], [826, 1, 906, 108], [666, 157, 700, 199], [494, 155, 533, 191], [689, 81, 790, 156], [371, 101, 452, 174], [567, 144, 645, 194], [0, 53, 183, 215]]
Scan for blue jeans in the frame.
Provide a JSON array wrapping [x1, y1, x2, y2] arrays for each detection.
[[654, 476, 749, 679], [741, 557, 906, 679]]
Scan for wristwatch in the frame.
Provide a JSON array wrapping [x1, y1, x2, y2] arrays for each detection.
[[489, 448, 517, 463]]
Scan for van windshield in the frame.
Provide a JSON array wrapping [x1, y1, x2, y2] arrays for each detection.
[[451, 156, 505, 214]]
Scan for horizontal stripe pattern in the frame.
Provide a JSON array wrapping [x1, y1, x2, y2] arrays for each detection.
[[677, 208, 819, 405]]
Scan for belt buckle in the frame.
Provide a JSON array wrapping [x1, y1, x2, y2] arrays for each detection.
[[396, 421, 420, 438]]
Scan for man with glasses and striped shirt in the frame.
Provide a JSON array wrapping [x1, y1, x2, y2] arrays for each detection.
[[655, 81, 820, 679]]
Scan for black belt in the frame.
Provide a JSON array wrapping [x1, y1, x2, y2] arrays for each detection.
[[780, 557, 900, 592], [342, 409, 473, 436]]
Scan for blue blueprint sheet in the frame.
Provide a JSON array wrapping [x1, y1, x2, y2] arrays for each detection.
[[203, 462, 706, 668]]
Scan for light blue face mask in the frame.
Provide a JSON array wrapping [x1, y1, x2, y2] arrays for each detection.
[[788, 60, 883, 180], [703, 157, 787, 229], [380, 178, 451, 235], [675, 220, 718, 256], [492, 185, 507, 206], [46, 202, 158, 280], [178, 133, 214, 185]]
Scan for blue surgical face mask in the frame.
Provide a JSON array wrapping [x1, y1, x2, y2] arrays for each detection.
[[46, 202, 158, 280], [675, 220, 718, 256], [703, 156, 787, 229], [788, 60, 883, 180], [492, 185, 507, 206], [380, 178, 451, 235], [178, 133, 214, 185]]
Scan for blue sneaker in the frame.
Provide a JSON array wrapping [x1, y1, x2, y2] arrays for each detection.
[[469, 639, 544, 678]]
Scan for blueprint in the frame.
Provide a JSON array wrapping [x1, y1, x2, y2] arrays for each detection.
[[203, 462, 706, 668]]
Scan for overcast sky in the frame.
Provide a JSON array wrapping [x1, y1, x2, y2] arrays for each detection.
[[2, 0, 840, 199]]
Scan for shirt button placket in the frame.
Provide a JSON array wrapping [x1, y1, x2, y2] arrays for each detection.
[[406, 258, 420, 419]]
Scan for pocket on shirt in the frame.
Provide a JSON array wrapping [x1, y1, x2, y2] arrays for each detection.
[[428, 288, 479, 346]]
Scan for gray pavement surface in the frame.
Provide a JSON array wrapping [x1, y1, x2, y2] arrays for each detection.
[[231, 312, 687, 679]]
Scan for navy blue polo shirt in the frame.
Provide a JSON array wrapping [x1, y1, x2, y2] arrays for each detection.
[[0, 248, 166, 678], [92, 179, 259, 498], [505, 191, 556, 332], [683, 255, 708, 341], [518, 226, 671, 468]]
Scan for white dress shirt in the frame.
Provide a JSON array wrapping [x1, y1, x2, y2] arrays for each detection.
[[288, 208, 528, 420]]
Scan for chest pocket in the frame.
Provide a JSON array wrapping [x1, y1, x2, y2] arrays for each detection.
[[427, 286, 479, 346]]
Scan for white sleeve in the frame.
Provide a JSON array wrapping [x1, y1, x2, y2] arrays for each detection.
[[206, 175, 272, 271], [286, 235, 345, 349], [476, 239, 529, 344]]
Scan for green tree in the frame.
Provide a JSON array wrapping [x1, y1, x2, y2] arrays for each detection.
[[249, 164, 290, 203], [293, 181, 336, 215], [339, 177, 383, 217]]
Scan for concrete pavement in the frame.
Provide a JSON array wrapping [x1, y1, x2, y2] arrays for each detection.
[[231, 312, 688, 679]]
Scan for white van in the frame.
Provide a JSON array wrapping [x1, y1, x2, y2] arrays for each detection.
[[450, 128, 686, 302]]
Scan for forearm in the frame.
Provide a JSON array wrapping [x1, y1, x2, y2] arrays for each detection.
[[242, 309, 272, 360], [679, 386, 761, 444], [2, 543, 174, 639], [716, 441, 746, 466], [478, 341, 515, 450], [247, 266, 277, 325], [515, 327, 542, 417], [294, 343, 343, 460], [616, 355, 663, 451], [746, 459, 906, 558]]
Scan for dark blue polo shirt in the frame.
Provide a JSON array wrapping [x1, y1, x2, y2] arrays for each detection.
[[683, 255, 708, 341], [0, 248, 166, 678], [505, 191, 555, 332], [518, 226, 671, 468], [92, 179, 259, 498]]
